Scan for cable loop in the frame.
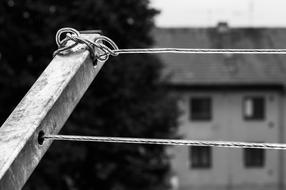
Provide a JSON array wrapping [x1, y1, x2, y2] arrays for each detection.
[[54, 28, 120, 65], [55, 27, 80, 47], [95, 36, 119, 56]]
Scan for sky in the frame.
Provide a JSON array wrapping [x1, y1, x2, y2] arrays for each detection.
[[150, 0, 286, 27]]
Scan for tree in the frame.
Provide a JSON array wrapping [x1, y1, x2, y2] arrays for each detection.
[[0, 1, 179, 190]]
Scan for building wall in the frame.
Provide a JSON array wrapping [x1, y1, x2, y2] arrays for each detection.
[[281, 94, 286, 189], [169, 90, 283, 190]]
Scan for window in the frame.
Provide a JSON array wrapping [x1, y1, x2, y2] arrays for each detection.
[[243, 97, 265, 120], [190, 147, 212, 169], [190, 97, 212, 121], [244, 148, 265, 168]]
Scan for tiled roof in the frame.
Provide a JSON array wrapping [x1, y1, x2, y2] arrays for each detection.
[[153, 27, 286, 86]]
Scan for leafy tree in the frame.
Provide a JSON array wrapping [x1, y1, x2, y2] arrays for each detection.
[[0, 0, 178, 190]]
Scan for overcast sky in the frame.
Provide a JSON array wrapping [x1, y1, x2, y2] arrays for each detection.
[[150, 0, 286, 27]]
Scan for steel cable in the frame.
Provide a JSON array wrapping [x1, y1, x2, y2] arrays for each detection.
[[54, 28, 286, 65], [43, 135, 286, 150], [51, 28, 286, 150]]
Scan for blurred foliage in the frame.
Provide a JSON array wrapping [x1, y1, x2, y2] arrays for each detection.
[[0, 0, 179, 190]]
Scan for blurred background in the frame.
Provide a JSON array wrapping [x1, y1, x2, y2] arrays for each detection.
[[1, 0, 286, 190]]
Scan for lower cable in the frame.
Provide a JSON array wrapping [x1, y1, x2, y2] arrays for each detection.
[[43, 135, 286, 150]]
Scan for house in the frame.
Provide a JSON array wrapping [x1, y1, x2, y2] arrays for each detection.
[[153, 23, 286, 190]]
